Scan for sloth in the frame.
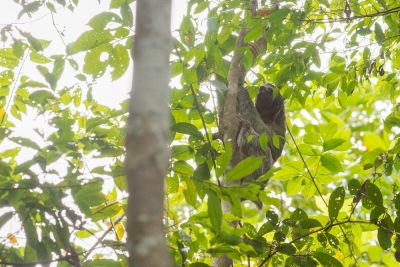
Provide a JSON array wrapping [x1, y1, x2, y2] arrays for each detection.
[[236, 83, 286, 190]]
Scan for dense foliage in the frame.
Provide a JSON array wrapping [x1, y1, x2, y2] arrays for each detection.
[[0, 0, 400, 266]]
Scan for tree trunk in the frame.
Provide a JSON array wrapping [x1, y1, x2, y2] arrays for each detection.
[[125, 1, 173, 266], [213, 1, 266, 266]]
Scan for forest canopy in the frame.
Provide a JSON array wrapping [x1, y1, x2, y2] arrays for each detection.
[[0, 0, 399, 266]]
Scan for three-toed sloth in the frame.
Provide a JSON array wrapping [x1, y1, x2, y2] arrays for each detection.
[[237, 83, 286, 185]]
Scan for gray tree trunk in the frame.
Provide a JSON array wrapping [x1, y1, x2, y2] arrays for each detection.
[[125, 1, 173, 266]]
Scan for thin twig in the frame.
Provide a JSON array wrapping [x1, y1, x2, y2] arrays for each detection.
[[80, 214, 125, 263]]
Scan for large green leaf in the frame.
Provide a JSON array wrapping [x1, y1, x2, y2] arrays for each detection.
[[88, 12, 123, 30], [328, 186, 345, 220], [313, 252, 343, 267], [110, 44, 129, 80], [303, 132, 323, 146], [70, 30, 113, 54], [225, 156, 263, 183], [170, 122, 204, 140], [207, 189, 222, 234], [366, 182, 383, 207], [321, 153, 343, 172], [0, 49, 19, 69], [276, 243, 296, 255]]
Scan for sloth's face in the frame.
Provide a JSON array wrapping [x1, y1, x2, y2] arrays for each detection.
[[259, 84, 274, 94], [255, 84, 284, 124]]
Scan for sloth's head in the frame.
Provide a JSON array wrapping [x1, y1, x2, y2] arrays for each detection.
[[255, 84, 285, 125]]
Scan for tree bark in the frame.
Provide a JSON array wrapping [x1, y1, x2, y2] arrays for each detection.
[[213, 1, 266, 266], [125, 1, 173, 267]]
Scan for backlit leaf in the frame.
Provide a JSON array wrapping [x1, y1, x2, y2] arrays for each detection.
[[226, 156, 263, 183], [207, 189, 222, 234], [328, 186, 345, 220], [70, 30, 113, 54]]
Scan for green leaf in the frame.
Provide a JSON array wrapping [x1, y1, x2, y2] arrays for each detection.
[[194, 163, 210, 181], [291, 208, 308, 221], [110, 44, 129, 80], [226, 156, 263, 183], [328, 186, 345, 220], [374, 23, 385, 42], [114, 176, 127, 192], [273, 134, 280, 149], [337, 90, 348, 109], [0, 212, 13, 230], [298, 144, 319, 156], [300, 218, 322, 229], [73, 87, 82, 107], [223, 188, 242, 217], [378, 226, 392, 250], [303, 132, 323, 146], [0, 48, 20, 69], [257, 222, 276, 236], [207, 189, 222, 234], [83, 43, 111, 76], [207, 18, 217, 33], [366, 182, 383, 207], [266, 210, 279, 225], [182, 176, 197, 208], [55, 0, 66, 6], [24, 244, 38, 262], [348, 179, 361, 195], [329, 65, 346, 74], [69, 30, 113, 54], [304, 43, 317, 58], [286, 176, 303, 196], [29, 90, 55, 106], [46, 2, 57, 13], [88, 12, 123, 30], [17, 2, 40, 19], [75, 74, 86, 82], [276, 243, 296, 255], [36, 241, 50, 261], [323, 139, 346, 151], [302, 181, 316, 199], [216, 142, 232, 178], [312, 53, 321, 70], [30, 51, 52, 63], [259, 133, 268, 151], [363, 132, 388, 151], [173, 160, 194, 175], [171, 145, 193, 161], [18, 30, 44, 52], [9, 137, 41, 150], [195, 2, 209, 14], [321, 153, 343, 172], [121, 2, 133, 27], [53, 57, 65, 80], [313, 252, 343, 267], [68, 58, 79, 70], [244, 27, 264, 43], [110, 0, 125, 8], [320, 123, 338, 141], [91, 203, 122, 222], [274, 161, 303, 181], [170, 122, 204, 140], [395, 193, 400, 212], [269, 8, 291, 23]]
